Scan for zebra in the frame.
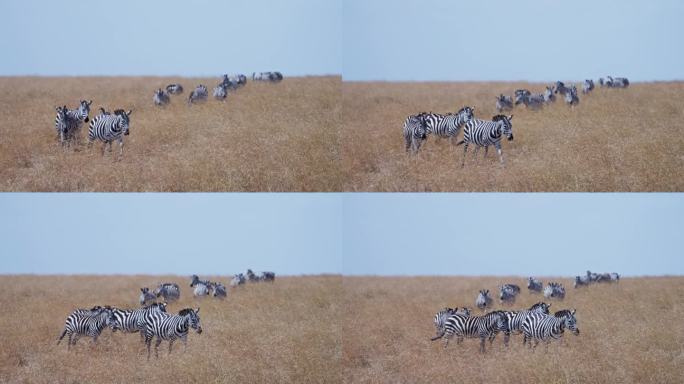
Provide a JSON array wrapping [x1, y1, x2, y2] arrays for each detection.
[[586, 270, 601, 282], [522, 309, 579, 348], [609, 272, 620, 282], [543, 282, 565, 299], [188, 85, 208, 104], [213, 84, 227, 100], [87, 109, 132, 160], [190, 274, 211, 297], [514, 89, 531, 105], [57, 306, 112, 350], [153, 88, 170, 106], [108, 302, 167, 342], [499, 302, 551, 346], [54, 106, 69, 145], [246, 269, 261, 282], [166, 84, 183, 94], [261, 271, 276, 282], [423, 106, 475, 144], [574, 275, 591, 288], [140, 287, 156, 305], [144, 308, 202, 359], [153, 283, 180, 302], [431, 307, 471, 341], [457, 114, 513, 167], [524, 93, 545, 110], [98, 107, 111, 115], [605, 76, 629, 88], [439, 311, 508, 353], [565, 86, 579, 106], [527, 277, 543, 293], [230, 273, 246, 287], [582, 79, 595, 94], [495, 94, 513, 112], [543, 86, 556, 103], [209, 281, 227, 298], [54, 100, 92, 147], [475, 289, 493, 311], [499, 284, 521, 305], [554, 81, 571, 95], [403, 112, 428, 154]]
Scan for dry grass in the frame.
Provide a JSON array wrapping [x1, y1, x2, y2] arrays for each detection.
[[0, 76, 341, 191], [341, 82, 684, 191], [342, 276, 684, 384], [0, 275, 341, 383]]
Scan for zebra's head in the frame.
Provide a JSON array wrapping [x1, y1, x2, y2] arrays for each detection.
[[116, 110, 132, 136], [559, 309, 579, 335], [456, 106, 475, 122], [77, 100, 92, 123], [492, 114, 513, 141], [190, 274, 199, 287], [179, 308, 202, 334]]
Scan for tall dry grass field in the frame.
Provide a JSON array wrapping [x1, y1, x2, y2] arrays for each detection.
[[0, 76, 341, 191], [341, 82, 684, 191], [342, 276, 684, 384], [0, 275, 341, 383]]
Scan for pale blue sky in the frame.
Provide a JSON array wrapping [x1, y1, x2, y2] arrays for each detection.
[[343, 0, 684, 81], [0, 0, 341, 76]]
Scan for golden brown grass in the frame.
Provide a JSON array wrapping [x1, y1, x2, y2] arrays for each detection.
[[342, 276, 684, 384], [0, 275, 341, 383], [341, 82, 684, 191], [0, 76, 341, 191]]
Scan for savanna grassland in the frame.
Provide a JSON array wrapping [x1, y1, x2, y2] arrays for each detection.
[[341, 82, 684, 191], [342, 276, 684, 384], [0, 76, 341, 191], [0, 275, 342, 383]]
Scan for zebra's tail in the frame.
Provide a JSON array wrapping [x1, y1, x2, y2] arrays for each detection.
[[57, 328, 67, 344], [430, 332, 445, 341], [455, 140, 465, 146]]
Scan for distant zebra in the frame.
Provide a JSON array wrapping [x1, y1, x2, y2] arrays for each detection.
[[609, 272, 620, 282], [499, 302, 551, 346], [153, 88, 170, 106], [565, 86, 579, 106], [582, 79, 595, 94], [261, 271, 276, 282], [253, 72, 283, 82], [439, 311, 508, 353], [457, 114, 513, 167], [524, 93, 545, 110], [606, 76, 629, 88], [431, 307, 471, 341], [108, 302, 167, 342], [144, 308, 202, 359], [543, 282, 565, 299], [87, 109, 133, 160], [57, 306, 112, 350], [554, 81, 571, 95], [496, 94, 513, 112], [543, 86, 556, 103], [422, 106, 475, 144], [140, 287, 156, 306], [246, 269, 261, 282], [230, 273, 246, 287], [499, 284, 521, 305], [527, 277, 543, 293], [190, 275, 211, 297], [522, 309, 578, 347], [475, 289, 493, 311], [54, 100, 92, 146], [574, 275, 591, 288], [188, 85, 208, 104], [403, 112, 428, 153], [586, 270, 600, 282], [98, 107, 111, 115], [54, 106, 69, 145], [209, 281, 227, 298], [514, 89, 531, 105], [213, 84, 227, 100], [166, 84, 184, 94], [153, 283, 180, 302]]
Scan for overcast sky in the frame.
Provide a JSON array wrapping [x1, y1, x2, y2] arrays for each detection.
[[0, 0, 341, 77], [343, 0, 684, 81]]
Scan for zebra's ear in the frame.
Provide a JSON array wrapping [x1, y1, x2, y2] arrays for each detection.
[[126, 110, 133, 116], [87, 100, 92, 106], [508, 115, 513, 120], [571, 308, 576, 315], [196, 307, 200, 313]]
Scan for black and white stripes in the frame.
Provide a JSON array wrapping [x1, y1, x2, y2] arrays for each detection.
[[144, 307, 202, 359], [87, 109, 133, 160], [457, 114, 513, 167]]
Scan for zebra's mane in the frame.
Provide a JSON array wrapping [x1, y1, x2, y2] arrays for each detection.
[[491, 114, 509, 122], [178, 308, 195, 316]]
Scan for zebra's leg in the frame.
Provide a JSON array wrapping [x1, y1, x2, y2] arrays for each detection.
[[154, 337, 162, 358], [480, 336, 486, 354], [461, 143, 469, 168], [168, 339, 174, 355], [67, 333, 73, 350], [484, 146, 489, 158], [118, 138, 124, 161], [495, 143, 504, 165], [473, 146, 480, 163], [504, 332, 510, 347], [182, 334, 188, 353]]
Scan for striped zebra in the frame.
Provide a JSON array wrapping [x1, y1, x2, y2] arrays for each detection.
[[188, 85, 208, 104], [190, 274, 211, 297], [543, 86, 556, 103], [209, 281, 227, 298], [230, 273, 246, 287], [261, 271, 276, 282], [574, 275, 591, 288], [527, 277, 543, 293], [153, 88, 170, 106], [522, 309, 578, 348], [499, 284, 521, 305], [514, 89, 531, 105], [246, 269, 261, 282], [57, 306, 112, 350], [166, 84, 183, 94], [439, 311, 508, 353], [423, 106, 475, 144], [605, 76, 629, 88], [565, 86, 579, 106], [495, 94, 513, 112], [554, 81, 571, 95], [543, 282, 565, 299], [108, 302, 167, 342], [457, 114, 513, 167], [499, 302, 551, 346], [524, 93, 545, 110], [140, 287, 156, 306], [87, 109, 132, 160], [431, 307, 471, 340], [54, 106, 68, 145], [582, 79, 595, 94], [98, 107, 111, 115], [403, 112, 428, 153], [213, 84, 227, 100], [475, 289, 493, 311], [586, 270, 600, 282], [144, 308, 202, 359], [54, 100, 92, 146], [153, 283, 180, 302]]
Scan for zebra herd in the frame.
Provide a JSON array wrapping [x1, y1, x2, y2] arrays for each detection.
[[402, 76, 630, 165], [574, 270, 620, 288], [58, 271, 275, 358]]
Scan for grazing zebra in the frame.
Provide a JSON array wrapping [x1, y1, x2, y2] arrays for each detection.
[[499, 284, 521, 305], [475, 289, 493, 311], [522, 309, 578, 348], [140, 287, 157, 305], [586, 270, 600, 282], [87, 109, 132, 160], [499, 302, 551, 346], [439, 311, 508, 353], [57, 306, 112, 350], [606, 76, 629, 88], [554, 81, 571, 95], [543, 282, 565, 299], [230, 273, 246, 287], [153, 283, 180, 302], [153, 88, 170, 106], [166, 84, 184, 94], [108, 302, 167, 342], [496, 94, 513, 112], [246, 269, 261, 282], [190, 275, 211, 297], [527, 277, 543, 293], [261, 271, 276, 282], [565, 86, 579, 106], [422, 106, 475, 144], [213, 84, 227, 100], [543, 86, 556, 103], [403, 112, 428, 153], [188, 85, 208, 104], [457, 114, 513, 167], [431, 307, 471, 341], [209, 281, 227, 298], [514, 89, 531, 105], [582, 79, 595, 94], [574, 275, 591, 288], [54, 100, 92, 146], [144, 308, 202, 359]]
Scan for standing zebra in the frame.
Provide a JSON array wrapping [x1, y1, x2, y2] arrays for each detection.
[[475, 289, 493, 311], [524, 93, 545, 110], [457, 114, 513, 167], [190, 274, 211, 297], [261, 271, 276, 282], [140, 287, 156, 306], [87, 109, 132, 160], [543, 86, 556, 103], [565, 86, 579, 106], [522, 309, 578, 348], [499, 284, 521, 305], [495, 94, 513, 112], [108, 302, 167, 342], [54, 100, 92, 147], [209, 281, 227, 298], [543, 282, 566, 299], [153, 88, 170, 106], [166, 84, 184, 94], [153, 283, 180, 302], [230, 273, 246, 287], [574, 275, 591, 288], [422, 106, 475, 144], [582, 79, 595, 94], [213, 84, 227, 100], [527, 277, 543, 293], [54, 106, 69, 145], [554, 81, 571, 95], [246, 269, 261, 282], [57, 306, 112, 350], [403, 112, 428, 154], [438, 311, 508, 353], [431, 307, 471, 341], [188, 85, 208, 104], [499, 302, 551, 346], [144, 308, 202, 359], [514, 89, 531, 105]]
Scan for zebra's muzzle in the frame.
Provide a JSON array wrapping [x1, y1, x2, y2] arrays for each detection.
[[84, 117, 89, 123], [508, 135, 514, 141]]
